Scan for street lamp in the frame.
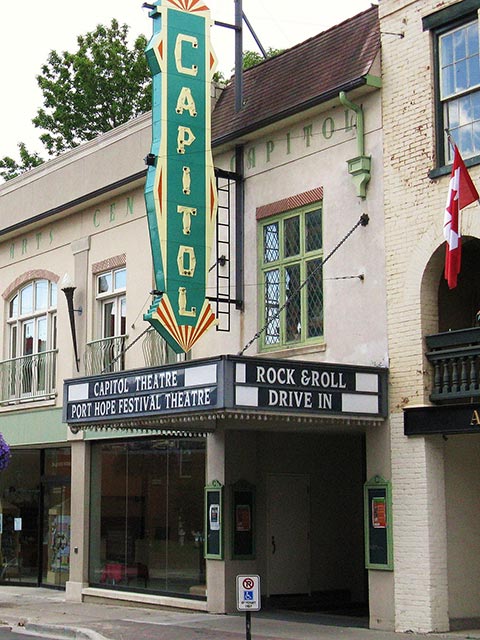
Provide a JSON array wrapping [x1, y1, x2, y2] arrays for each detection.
[[61, 273, 82, 372]]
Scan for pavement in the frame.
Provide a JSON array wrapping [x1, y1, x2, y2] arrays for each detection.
[[0, 587, 479, 640]]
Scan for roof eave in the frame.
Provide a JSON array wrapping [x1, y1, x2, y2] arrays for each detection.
[[212, 75, 371, 149]]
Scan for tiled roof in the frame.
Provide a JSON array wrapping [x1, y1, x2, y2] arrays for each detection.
[[212, 5, 380, 146]]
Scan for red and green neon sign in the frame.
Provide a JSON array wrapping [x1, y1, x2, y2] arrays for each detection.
[[144, 0, 218, 353]]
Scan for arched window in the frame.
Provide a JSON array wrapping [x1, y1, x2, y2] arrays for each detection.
[[5, 279, 57, 400]]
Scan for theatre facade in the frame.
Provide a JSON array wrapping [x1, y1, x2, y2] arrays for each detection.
[[0, 1, 392, 624]]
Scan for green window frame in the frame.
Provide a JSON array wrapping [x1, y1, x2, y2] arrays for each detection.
[[424, 1, 480, 168], [259, 203, 323, 350]]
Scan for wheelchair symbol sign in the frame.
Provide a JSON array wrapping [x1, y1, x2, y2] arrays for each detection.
[[236, 575, 261, 611]]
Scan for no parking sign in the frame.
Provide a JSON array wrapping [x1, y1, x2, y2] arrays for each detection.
[[236, 575, 261, 611]]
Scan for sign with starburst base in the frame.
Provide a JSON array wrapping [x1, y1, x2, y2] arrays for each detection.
[[144, 0, 218, 353]]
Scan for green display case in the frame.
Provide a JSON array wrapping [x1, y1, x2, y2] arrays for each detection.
[[204, 480, 223, 560], [364, 475, 393, 570]]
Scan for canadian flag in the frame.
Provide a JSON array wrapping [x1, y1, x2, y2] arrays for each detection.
[[444, 144, 480, 289]]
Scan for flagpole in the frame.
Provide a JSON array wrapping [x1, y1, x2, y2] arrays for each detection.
[[444, 128, 480, 205], [444, 127, 456, 156], [443, 130, 480, 288]]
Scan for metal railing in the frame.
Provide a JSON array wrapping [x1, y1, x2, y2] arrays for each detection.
[[142, 328, 176, 367], [85, 335, 127, 375], [426, 327, 480, 403], [0, 350, 57, 404]]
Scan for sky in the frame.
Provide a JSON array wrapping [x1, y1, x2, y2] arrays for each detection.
[[0, 0, 374, 159]]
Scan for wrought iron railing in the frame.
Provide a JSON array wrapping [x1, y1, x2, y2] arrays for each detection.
[[85, 335, 127, 375], [0, 350, 57, 404], [142, 329, 176, 367], [426, 327, 480, 403]]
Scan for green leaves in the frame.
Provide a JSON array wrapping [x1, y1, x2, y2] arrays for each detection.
[[33, 19, 151, 155], [0, 143, 43, 182], [1, 19, 151, 180], [242, 47, 283, 70]]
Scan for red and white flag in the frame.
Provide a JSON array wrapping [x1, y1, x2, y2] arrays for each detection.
[[444, 144, 479, 289]]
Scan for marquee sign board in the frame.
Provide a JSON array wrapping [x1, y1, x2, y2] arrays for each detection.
[[63, 361, 220, 426], [234, 358, 387, 417], [63, 356, 387, 429], [144, 0, 218, 353]]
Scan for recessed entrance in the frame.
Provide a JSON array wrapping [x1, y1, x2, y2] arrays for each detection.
[[258, 431, 368, 619]]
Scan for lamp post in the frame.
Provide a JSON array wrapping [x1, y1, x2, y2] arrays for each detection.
[[61, 273, 82, 372]]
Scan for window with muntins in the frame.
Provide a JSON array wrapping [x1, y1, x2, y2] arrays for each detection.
[[425, 2, 480, 167], [89, 266, 127, 374], [97, 267, 126, 340], [6, 279, 57, 400], [440, 18, 480, 162], [259, 204, 323, 350]]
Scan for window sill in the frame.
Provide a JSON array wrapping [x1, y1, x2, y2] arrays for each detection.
[[259, 342, 326, 359], [429, 153, 480, 179], [0, 397, 57, 412]]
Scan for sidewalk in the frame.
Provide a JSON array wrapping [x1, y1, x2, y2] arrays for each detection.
[[0, 587, 479, 640]]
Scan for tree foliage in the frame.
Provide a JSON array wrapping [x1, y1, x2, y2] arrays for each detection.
[[242, 47, 283, 70], [34, 19, 151, 155], [0, 19, 150, 181], [0, 144, 43, 182]]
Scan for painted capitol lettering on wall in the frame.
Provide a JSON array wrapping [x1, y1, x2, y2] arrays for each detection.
[[143, 0, 218, 354], [232, 109, 357, 174]]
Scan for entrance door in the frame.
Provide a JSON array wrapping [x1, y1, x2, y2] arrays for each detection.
[[42, 482, 71, 587], [267, 473, 310, 596]]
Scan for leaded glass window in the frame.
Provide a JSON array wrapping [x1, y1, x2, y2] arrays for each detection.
[[259, 205, 323, 349]]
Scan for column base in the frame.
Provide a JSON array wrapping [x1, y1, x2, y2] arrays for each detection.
[[65, 581, 88, 602]]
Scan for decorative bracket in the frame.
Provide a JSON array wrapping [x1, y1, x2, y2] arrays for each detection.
[[339, 91, 371, 199]]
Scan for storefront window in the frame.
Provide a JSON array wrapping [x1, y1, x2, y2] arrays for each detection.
[[89, 438, 206, 598], [0, 451, 41, 583]]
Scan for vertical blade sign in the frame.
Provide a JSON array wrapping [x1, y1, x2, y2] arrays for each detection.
[[144, 0, 218, 353]]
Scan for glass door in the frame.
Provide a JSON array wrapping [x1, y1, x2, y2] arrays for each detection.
[[41, 449, 71, 587]]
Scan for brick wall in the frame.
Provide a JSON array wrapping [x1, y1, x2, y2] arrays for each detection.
[[378, 0, 480, 631]]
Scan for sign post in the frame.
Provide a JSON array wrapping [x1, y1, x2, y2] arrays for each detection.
[[236, 575, 261, 640]]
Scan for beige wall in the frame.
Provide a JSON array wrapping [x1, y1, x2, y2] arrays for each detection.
[[0, 75, 386, 617], [210, 89, 387, 367]]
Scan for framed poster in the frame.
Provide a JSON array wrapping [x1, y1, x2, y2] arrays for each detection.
[[364, 475, 393, 570], [204, 480, 223, 560], [232, 481, 255, 560]]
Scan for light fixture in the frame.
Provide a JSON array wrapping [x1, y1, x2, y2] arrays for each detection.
[[61, 273, 82, 372]]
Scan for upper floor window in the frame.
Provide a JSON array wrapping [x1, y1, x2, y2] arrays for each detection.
[[4, 279, 57, 401], [85, 266, 126, 375], [259, 204, 323, 350], [440, 19, 480, 161], [97, 267, 126, 339], [425, 2, 480, 166], [8, 280, 57, 359]]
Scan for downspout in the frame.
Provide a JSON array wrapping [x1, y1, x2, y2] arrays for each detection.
[[339, 91, 371, 199]]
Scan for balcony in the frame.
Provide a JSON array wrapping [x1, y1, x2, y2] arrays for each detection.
[[426, 327, 480, 403], [85, 335, 127, 376], [142, 328, 176, 368], [0, 350, 57, 404], [85, 330, 175, 376]]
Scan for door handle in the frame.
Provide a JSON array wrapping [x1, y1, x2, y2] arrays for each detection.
[[271, 535, 276, 554]]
